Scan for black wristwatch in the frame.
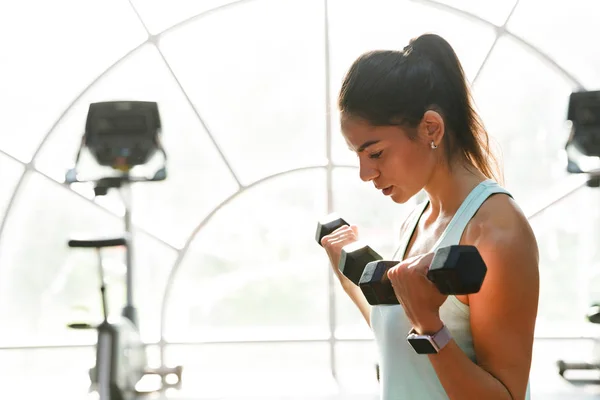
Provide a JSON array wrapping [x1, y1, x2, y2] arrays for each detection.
[[406, 324, 452, 354]]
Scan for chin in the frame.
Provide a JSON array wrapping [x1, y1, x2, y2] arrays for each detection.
[[389, 191, 411, 204], [388, 186, 420, 204]]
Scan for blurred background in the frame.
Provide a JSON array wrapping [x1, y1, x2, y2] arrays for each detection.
[[1, 0, 600, 399]]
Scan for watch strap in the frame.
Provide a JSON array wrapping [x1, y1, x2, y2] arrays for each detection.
[[431, 324, 451, 351], [409, 324, 452, 353]]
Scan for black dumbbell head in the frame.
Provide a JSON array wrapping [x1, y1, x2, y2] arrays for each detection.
[[359, 261, 399, 305], [427, 245, 487, 295], [315, 213, 349, 246], [338, 241, 383, 285]]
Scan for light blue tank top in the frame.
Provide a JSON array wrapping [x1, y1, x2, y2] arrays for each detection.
[[370, 179, 531, 399]]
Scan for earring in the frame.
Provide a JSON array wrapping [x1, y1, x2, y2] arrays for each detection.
[[430, 141, 438, 149]]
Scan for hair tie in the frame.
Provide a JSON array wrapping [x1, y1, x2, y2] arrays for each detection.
[[403, 44, 414, 56]]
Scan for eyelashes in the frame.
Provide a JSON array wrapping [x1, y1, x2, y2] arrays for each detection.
[[369, 150, 383, 159]]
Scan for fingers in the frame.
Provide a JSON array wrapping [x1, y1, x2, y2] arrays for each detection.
[[386, 265, 403, 305], [386, 264, 398, 282], [320, 225, 357, 248], [386, 259, 430, 289], [328, 231, 355, 244]]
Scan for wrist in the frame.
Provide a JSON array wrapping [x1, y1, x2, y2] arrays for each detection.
[[414, 315, 443, 335], [407, 322, 451, 355]]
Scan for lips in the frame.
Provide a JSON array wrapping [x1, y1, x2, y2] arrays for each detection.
[[382, 186, 393, 196], [374, 183, 393, 195]]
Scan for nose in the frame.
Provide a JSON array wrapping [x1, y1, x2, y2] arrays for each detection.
[[359, 158, 379, 182]]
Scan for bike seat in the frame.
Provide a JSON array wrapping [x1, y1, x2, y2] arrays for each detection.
[[68, 236, 126, 248]]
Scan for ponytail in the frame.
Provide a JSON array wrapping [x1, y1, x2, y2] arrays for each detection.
[[338, 33, 503, 184]]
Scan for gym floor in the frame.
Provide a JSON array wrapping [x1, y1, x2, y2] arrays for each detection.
[[162, 338, 600, 400], [5, 338, 600, 400]]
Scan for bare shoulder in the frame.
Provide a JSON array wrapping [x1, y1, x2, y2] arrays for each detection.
[[463, 193, 539, 266], [459, 193, 540, 398]]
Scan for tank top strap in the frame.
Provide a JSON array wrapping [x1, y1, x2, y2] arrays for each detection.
[[392, 180, 513, 261], [434, 180, 513, 250], [392, 199, 429, 261]]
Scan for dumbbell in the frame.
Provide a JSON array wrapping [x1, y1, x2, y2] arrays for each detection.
[[315, 214, 350, 245], [359, 245, 487, 305], [315, 214, 383, 285]]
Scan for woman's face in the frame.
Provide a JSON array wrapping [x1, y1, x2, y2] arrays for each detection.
[[340, 114, 441, 204]]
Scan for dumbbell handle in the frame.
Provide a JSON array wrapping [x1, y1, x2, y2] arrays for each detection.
[[359, 245, 488, 305], [358, 259, 451, 306]]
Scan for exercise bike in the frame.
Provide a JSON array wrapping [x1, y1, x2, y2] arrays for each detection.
[[65, 100, 182, 400]]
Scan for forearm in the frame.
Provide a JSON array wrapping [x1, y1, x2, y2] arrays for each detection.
[[428, 340, 513, 400], [342, 283, 371, 327]]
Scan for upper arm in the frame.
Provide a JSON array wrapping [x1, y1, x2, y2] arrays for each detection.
[[464, 198, 540, 400]]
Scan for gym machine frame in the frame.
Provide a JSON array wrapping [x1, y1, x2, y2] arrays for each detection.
[[539, 90, 600, 379], [65, 101, 182, 400]]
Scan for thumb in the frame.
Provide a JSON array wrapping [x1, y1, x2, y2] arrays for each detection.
[[350, 224, 359, 236]]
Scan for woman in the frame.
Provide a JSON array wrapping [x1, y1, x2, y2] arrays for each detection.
[[321, 33, 539, 400]]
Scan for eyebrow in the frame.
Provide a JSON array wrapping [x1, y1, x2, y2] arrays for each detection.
[[357, 140, 380, 152]]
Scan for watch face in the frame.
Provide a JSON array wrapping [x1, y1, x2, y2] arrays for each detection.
[[407, 337, 438, 354]]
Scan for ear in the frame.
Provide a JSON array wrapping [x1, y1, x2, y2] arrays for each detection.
[[419, 110, 445, 147]]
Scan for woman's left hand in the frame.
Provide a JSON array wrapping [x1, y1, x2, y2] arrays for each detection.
[[387, 252, 448, 334]]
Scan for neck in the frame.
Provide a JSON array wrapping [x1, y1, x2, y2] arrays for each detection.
[[423, 161, 487, 221]]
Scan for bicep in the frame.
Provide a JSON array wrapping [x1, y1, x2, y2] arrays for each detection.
[[467, 224, 539, 400]]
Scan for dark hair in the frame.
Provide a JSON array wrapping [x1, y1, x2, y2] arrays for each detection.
[[338, 33, 501, 183]]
